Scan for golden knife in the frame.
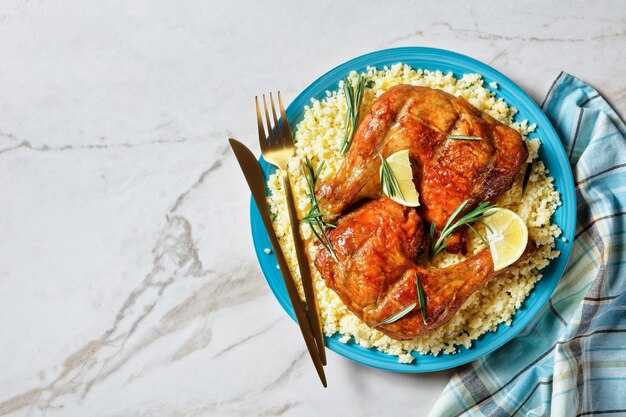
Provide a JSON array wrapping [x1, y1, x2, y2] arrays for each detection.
[[229, 138, 327, 387]]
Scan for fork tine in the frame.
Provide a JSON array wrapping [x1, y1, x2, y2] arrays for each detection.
[[255, 96, 268, 153], [269, 93, 284, 144], [278, 92, 293, 147], [262, 95, 276, 144]]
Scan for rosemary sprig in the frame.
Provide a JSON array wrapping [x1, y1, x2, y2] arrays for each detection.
[[301, 157, 338, 261], [416, 273, 428, 324], [372, 303, 417, 328], [340, 74, 367, 155], [521, 160, 534, 199], [448, 135, 482, 141], [379, 154, 405, 199], [429, 199, 497, 262], [372, 273, 428, 328]]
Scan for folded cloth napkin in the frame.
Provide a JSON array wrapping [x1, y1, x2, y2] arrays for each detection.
[[430, 73, 626, 417]]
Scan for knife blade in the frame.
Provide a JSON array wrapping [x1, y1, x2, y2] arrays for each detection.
[[229, 138, 327, 387]]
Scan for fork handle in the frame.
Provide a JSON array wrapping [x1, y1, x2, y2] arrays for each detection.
[[280, 170, 327, 365]]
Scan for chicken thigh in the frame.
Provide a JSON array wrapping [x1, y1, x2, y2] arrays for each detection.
[[314, 197, 532, 340], [316, 85, 528, 252]]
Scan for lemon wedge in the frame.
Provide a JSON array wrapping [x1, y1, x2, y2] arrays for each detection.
[[380, 150, 420, 207], [483, 208, 529, 271]]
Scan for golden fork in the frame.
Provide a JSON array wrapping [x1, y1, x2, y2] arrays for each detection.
[[256, 92, 327, 366]]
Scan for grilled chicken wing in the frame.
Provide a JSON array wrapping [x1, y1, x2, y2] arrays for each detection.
[[316, 85, 527, 253], [314, 197, 531, 340]]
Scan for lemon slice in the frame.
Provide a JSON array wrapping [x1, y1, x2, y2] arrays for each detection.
[[483, 208, 529, 271], [380, 150, 420, 207]]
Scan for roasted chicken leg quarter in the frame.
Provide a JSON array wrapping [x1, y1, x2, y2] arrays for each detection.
[[316, 85, 528, 253], [314, 197, 531, 340]]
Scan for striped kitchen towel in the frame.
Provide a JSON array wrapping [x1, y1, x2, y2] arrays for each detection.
[[430, 73, 626, 417]]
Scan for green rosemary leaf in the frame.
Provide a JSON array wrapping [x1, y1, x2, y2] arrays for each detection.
[[379, 154, 405, 200], [388, 166, 405, 200], [476, 220, 494, 234], [448, 135, 482, 141], [442, 200, 469, 234], [521, 160, 534, 199], [454, 202, 494, 227], [416, 273, 428, 324], [372, 302, 417, 328], [379, 166, 386, 196], [429, 199, 497, 262], [301, 212, 323, 222], [429, 221, 436, 241], [315, 221, 338, 261], [301, 161, 315, 195], [378, 155, 390, 196], [300, 158, 337, 261], [467, 223, 489, 247], [307, 218, 338, 262], [430, 234, 453, 262], [315, 160, 325, 180], [340, 74, 367, 155], [308, 222, 329, 252]]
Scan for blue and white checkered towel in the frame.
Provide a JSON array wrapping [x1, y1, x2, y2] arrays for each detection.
[[430, 73, 626, 417]]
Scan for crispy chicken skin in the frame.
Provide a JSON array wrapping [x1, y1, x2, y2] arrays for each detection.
[[316, 85, 528, 253], [314, 197, 531, 340]]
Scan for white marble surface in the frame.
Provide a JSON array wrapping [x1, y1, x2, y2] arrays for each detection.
[[0, 1, 624, 416]]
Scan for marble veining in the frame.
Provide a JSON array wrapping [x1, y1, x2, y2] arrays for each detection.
[[1, 0, 623, 416]]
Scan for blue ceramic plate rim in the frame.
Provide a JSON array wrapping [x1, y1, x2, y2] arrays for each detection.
[[250, 47, 576, 373]]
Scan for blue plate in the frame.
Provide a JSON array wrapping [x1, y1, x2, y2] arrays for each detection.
[[250, 47, 576, 372]]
